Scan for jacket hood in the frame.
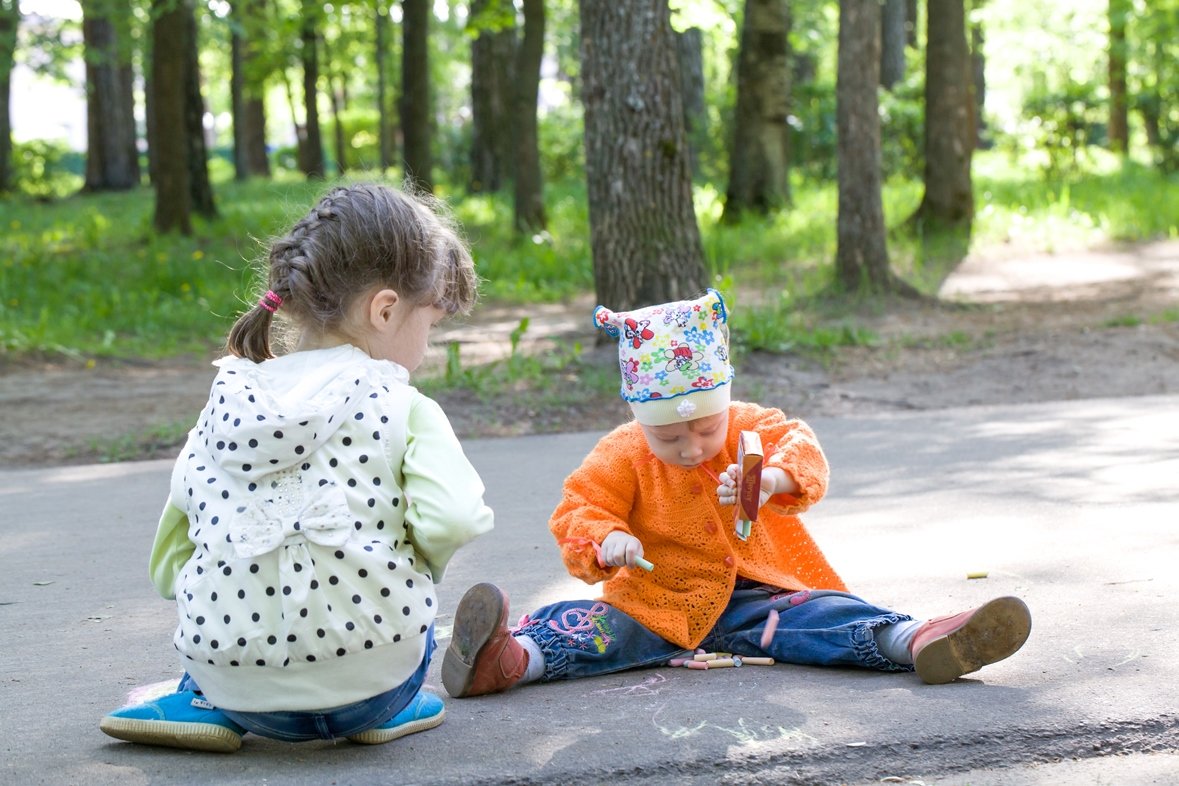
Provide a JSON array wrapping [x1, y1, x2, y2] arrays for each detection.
[[201, 345, 410, 481]]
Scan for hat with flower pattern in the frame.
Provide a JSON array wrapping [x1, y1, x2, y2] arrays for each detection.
[[593, 288, 733, 426]]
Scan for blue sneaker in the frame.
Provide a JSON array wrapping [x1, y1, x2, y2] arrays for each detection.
[[347, 691, 445, 745], [100, 690, 245, 753]]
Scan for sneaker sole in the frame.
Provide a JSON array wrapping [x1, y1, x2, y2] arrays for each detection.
[[99, 716, 242, 753], [441, 582, 507, 698], [347, 707, 445, 745], [915, 596, 1032, 685]]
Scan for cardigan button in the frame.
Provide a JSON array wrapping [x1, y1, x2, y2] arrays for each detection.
[[723, 556, 735, 567], [705, 522, 717, 534], [691, 484, 703, 494]]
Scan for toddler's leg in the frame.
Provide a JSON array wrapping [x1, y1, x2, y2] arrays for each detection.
[[99, 686, 245, 753], [908, 596, 1032, 684], [442, 582, 530, 698]]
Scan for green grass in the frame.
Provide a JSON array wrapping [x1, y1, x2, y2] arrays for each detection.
[[2, 150, 1176, 365]]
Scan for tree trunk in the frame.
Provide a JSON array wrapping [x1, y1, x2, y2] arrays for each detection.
[[375, 4, 392, 171], [0, 0, 19, 194], [401, 0, 432, 192], [231, 0, 270, 180], [1108, 0, 1129, 154], [580, 0, 706, 310], [299, 2, 325, 178], [835, 0, 896, 293], [723, 0, 792, 221], [676, 27, 707, 176], [904, 0, 917, 47], [183, 0, 216, 218], [513, 0, 546, 233], [910, 0, 973, 230], [81, 0, 140, 192], [151, 0, 191, 234], [469, 0, 516, 193], [322, 32, 347, 176], [880, 0, 905, 90], [971, 5, 988, 148]]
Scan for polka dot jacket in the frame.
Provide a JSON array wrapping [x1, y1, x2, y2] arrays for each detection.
[[150, 345, 494, 712]]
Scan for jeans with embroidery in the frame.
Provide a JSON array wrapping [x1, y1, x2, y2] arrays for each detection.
[[515, 580, 913, 682], [179, 626, 435, 742]]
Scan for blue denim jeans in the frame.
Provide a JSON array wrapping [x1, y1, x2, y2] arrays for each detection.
[[180, 627, 435, 742], [516, 581, 913, 681]]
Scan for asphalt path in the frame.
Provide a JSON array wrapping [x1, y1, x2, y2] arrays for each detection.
[[2, 395, 1177, 785]]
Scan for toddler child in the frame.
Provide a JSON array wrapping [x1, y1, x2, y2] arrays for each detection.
[[440, 288, 1030, 697], [100, 183, 494, 752]]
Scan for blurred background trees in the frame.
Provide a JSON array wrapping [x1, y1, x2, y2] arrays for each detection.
[[2, 0, 1177, 305]]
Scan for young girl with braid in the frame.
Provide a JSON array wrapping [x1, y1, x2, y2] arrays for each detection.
[[442, 288, 1031, 698], [100, 184, 494, 752]]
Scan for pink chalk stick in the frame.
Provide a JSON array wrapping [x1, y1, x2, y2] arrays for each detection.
[[760, 608, 780, 649], [684, 660, 709, 670], [668, 658, 686, 667]]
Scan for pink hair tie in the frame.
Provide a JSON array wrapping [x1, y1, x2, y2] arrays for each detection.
[[258, 290, 283, 313]]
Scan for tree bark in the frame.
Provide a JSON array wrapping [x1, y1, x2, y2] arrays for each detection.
[[300, 0, 325, 178], [580, 0, 706, 310], [375, 4, 392, 171], [910, 0, 973, 230], [401, 0, 433, 192], [880, 0, 905, 90], [183, 0, 216, 218], [469, 0, 516, 193], [971, 5, 988, 148], [513, 0, 546, 233], [151, 0, 191, 234], [0, 0, 20, 194], [231, 0, 270, 180], [835, 0, 895, 293], [82, 0, 140, 192], [676, 27, 707, 176], [723, 0, 792, 221], [1108, 0, 1129, 154]]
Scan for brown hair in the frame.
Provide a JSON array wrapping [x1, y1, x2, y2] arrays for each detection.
[[226, 183, 478, 362]]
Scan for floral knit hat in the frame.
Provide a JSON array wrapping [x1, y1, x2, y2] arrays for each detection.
[[593, 288, 733, 426]]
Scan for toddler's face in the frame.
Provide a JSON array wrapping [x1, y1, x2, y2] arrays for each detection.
[[639, 410, 729, 468]]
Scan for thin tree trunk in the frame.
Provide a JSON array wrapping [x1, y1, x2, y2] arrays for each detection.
[[513, 0, 546, 233], [469, 0, 516, 193], [723, 0, 792, 221], [880, 0, 905, 90], [0, 0, 14, 194], [322, 32, 347, 176], [971, 5, 988, 149], [1108, 0, 1129, 153], [401, 0, 432, 191], [910, 0, 973, 230], [836, 0, 897, 293], [151, 0, 191, 234], [300, 0, 325, 179], [183, 0, 216, 218], [376, 4, 392, 171], [676, 27, 707, 176], [580, 0, 706, 310], [82, 0, 140, 191], [231, 0, 270, 180]]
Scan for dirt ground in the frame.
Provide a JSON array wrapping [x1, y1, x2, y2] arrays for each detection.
[[2, 239, 1177, 470]]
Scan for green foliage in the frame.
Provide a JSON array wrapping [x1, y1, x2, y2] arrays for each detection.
[[9, 140, 84, 200]]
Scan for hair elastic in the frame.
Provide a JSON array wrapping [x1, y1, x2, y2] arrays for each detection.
[[258, 290, 283, 313]]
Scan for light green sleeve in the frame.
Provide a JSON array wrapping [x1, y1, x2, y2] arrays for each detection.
[[402, 394, 495, 582], [148, 499, 195, 600]]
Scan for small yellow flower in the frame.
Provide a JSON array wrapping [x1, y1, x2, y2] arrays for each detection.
[[180, 282, 192, 293], [86, 358, 97, 369], [192, 250, 205, 261]]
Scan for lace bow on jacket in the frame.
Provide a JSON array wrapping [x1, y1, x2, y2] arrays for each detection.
[[230, 484, 354, 559]]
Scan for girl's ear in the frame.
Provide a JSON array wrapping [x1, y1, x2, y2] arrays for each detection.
[[368, 288, 400, 330]]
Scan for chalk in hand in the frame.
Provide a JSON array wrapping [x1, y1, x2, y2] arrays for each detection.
[[634, 556, 655, 572]]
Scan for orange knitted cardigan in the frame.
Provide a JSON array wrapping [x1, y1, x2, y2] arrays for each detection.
[[549, 401, 848, 650]]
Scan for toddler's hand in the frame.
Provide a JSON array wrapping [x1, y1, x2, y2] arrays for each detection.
[[600, 531, 644, 569], [717, 464, 782, 509]]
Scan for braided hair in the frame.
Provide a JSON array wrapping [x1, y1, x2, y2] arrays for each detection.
[[226, 183, 478, 362]]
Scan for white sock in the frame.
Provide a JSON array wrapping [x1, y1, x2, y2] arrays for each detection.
[[517, 635, 545, 684], [874, 619, 923, 665]]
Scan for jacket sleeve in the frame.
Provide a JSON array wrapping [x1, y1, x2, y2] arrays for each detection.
[[548, 431, 637, 585], [149, 499, 195, 600], [402, 395, 495, 583], [736, 404, 829, 515]]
